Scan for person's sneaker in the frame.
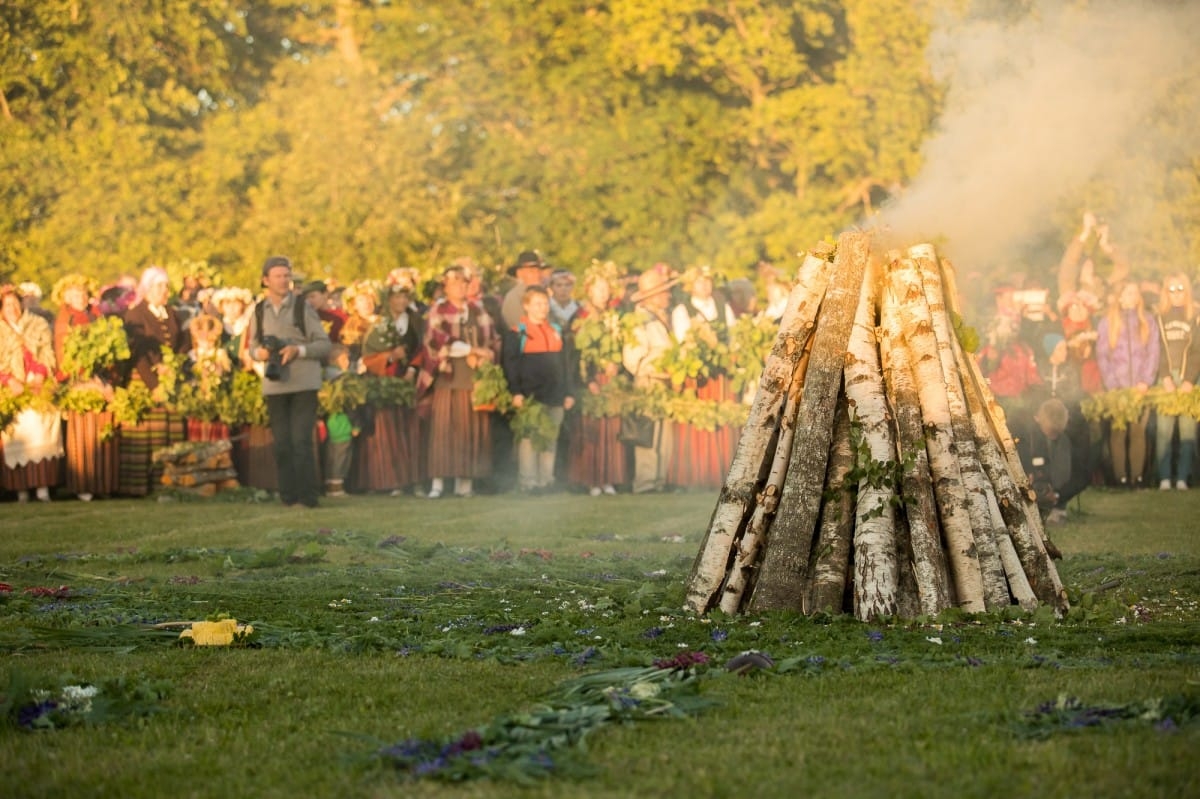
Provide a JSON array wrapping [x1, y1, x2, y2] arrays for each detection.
[[35, 487, 51, 502], [78, 492, 93, 502], [1177, 480, 1190, 491], [589, 486, 602, 497], [426, 490, 442, 499], [327, 489, 347, 498], [1160, 478, 1172, 491], [17, 490, 29, 503], [602, 485, 617, 495]]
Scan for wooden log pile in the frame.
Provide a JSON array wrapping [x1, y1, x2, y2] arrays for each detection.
[[153, 439, 241, 497], [687, 232, 1068, 621]]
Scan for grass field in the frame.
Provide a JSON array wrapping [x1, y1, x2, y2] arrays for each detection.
[[1, 486, 1198, 798]]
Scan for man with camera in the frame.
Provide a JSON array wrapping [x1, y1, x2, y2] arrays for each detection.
[[246, 255, 331, 508]]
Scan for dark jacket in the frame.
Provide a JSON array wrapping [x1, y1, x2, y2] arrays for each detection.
[[501, 318, 575, 407]]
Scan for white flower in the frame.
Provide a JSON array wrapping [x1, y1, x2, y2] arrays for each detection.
[[510, 627, 527, 636], [368, 616, 380, 623], [61, 685, 98, 701], [1024, 637, 1037, 645], [629, 681, 661, 700], [926, 636, 943, 645], [677, 642, 689, 648], [749, 621, 762, 627]]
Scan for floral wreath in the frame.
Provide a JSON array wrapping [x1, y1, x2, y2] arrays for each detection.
[[50, 274, 99, 308]]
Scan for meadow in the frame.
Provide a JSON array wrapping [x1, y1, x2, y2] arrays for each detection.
[[1, 487, 1197, 798]]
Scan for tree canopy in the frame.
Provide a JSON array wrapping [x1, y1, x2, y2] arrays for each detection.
[[2, 0, 1196, 291]]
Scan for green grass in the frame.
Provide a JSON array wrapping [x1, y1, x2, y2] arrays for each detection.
[[1, 488, 1198, 798]]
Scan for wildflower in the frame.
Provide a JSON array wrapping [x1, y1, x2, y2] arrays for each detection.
[[509, 627, 527, 636], [710, 629, 728, 642], [1024, 637, 1038, 645], [867, 630, 884, 642], [368, 616, 381, 623], [926, 637, 943, 645], [629, 681, 661, 700]]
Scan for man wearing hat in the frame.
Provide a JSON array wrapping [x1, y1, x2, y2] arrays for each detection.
[[302, 279, 346, 343], [246, 256, 332, 508], [501, 250, 545, 329], [621, 268, 677, 493]]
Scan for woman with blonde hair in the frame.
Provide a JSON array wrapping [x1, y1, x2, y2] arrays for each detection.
[[1153, 272, 1200, 489], [1096, 279, 1160, 487]]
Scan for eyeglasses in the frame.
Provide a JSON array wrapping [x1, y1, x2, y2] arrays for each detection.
[[1168, 285, 1186, 292]]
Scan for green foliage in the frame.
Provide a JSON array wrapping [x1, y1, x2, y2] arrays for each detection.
[[108, 382, 155, 427], [572, 311, 625, 377], [55, 384, 109, 415], [318, 374, 370, 417], [60, 316, 131, 379], [472, 362, 514, 413], [509, 400, 560, 452], [1080, 388, 1149, 431], [362, 375, 415, 408]]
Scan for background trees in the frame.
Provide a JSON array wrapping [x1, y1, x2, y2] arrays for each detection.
[[1, 0, 1196, 295]]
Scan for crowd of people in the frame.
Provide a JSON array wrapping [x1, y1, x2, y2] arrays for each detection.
[[983, 213, 1199, 524], [1, 250, 792, 505]]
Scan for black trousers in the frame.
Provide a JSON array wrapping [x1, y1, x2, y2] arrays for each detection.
[[265, 390, 320, 505]]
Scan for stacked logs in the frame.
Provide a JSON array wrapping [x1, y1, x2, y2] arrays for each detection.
[[154, 439, 241, 497], [686, 232, 1068, 621]]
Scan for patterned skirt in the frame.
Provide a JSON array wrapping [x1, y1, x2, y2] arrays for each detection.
[[117, 408, 186, 496], [426, 387, 492, 479]]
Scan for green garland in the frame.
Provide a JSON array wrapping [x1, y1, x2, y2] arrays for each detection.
[[726, 314, 777, 396], [55, 384, 109, 415], [471, 362, 514, 413], [108, 382, 155, 428], [1081, 387, 1200, 430], [572, 310, 625, 377], [654, 320, 731, 389], [214, 370, 269, 427], [363, 375, 415, 408], [318, 374, 370, 416]]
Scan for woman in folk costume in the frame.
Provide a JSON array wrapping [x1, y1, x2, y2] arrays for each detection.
[[1096, 279, 1160, 488], [0, 285, 63, 502], [353, 282, 425, 496], [567, 262, 628, 496], [1153, 273, 1200, 490], [418, 264, 499, 499], [668, 265, 737, 490], [339, 280, 384, 369], [53, 275, 121, 500], [621, 266, 677, 494], [212, 286, 254, 371]]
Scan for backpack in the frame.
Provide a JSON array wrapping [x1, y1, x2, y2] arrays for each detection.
[[254, 296, 307, 344]]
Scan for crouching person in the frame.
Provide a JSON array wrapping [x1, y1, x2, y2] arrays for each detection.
[[246, 256, 331, 508], [1016, 397, 1086, 527]]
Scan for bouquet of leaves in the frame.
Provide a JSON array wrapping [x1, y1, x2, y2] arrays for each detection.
[[654, 320, 731, 389], [664, 390, 750, 432], [726, 314, 777, 396], [509, 400, 559, 452], [150, 346, 184, 407], [214, 369, 268, 426], [319, 374, 370, 416], [0, 384, 32, 433], [55, 381, 111, 415], [578, 373, 636, 419], [108, 381, 155, 427], [60, 316, 131, 379], [472, 362, 513, 413], [573, 310, 625, 377], [1080, 388, 1149, 431]]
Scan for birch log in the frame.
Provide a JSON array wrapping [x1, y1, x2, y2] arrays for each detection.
[[843, 259, 899, 621], [879, 282, 952, 615], [888, 256, 986, 613], [686, 253, 833, 613], [911, 246, 1010, 609], [807, 403, 857, 614], [750, 232, 871, 612]]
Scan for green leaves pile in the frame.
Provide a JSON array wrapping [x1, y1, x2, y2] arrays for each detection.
[[60, 316, 131, 378]]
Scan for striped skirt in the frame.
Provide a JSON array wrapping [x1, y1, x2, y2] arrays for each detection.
[[64, 411, 119, 496], [117, 408, 186, 496], [349, 406, 423, 492], [425, 387, 491, 479]]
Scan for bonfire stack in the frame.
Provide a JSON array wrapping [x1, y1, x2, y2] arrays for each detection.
[[687, 231, 1068, 621], [153, 439, 240, 497]]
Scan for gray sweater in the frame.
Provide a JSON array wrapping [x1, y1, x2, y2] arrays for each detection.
[[245, 293, 331, 395]]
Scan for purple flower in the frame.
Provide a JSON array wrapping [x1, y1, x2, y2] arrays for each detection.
[[710, 629, 728, 642], [17, 700, 57, 729], [573, 646, 599, 666], [642, 626, 664, 639], [867, 630, 884, 642]]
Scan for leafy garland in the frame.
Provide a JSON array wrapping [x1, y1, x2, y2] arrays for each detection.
[[1081, 387, 1200, 430], [319, 374, 370, 416], [471, 362, 514, 413], [726, 314, 777, 396], [654, 320, 730, 389], [375, 657, 714, 783], [572, 310, 625, 376]]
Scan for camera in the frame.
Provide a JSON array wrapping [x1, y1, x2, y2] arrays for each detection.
[[260, 335, 286, 381]]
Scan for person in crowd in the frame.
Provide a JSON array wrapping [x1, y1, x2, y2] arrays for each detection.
[[362, 284, 422, 379], [621, 267, 676, 493], [0, 285, 63, 502], [1058, 210, 1130, 301], [1046, 288, 1103, 498], [17, 282, 56, 327], [212, 286, 254, 370], [567, 262, 627, 496], [302, 280, 346, 344], [51, 274, 99, 374], [1015, 397, 1079, 531], [320, 344, 361, 498], [977, 297, 1042, 424], [1096, 278, 1160, 488], [502, 285, 576, 494], [501, 250, 545, 329], [671, 265, 734, 342], [339, 280, 382, 368], [123, 265, 189, 390], [245, 255, 331, 508], [757, 261, 790, 323], [419, 263, 500, 499], [725, 278, 758, 319], [548, 269, 581, 332], [1153, 272, 1199, 490]]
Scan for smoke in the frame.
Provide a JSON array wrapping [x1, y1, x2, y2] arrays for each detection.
[[875, 1, 1200, 275]]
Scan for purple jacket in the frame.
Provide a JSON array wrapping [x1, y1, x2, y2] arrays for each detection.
[[1096, 310, 1160, 389]]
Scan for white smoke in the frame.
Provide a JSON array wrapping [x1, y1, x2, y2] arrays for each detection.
[[875, 1, 1200, 274]]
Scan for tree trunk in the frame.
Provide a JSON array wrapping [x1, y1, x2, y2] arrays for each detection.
[[808, 404, 856, 613], [751, 231, 871, 612], [686, 253, 833, 613]]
